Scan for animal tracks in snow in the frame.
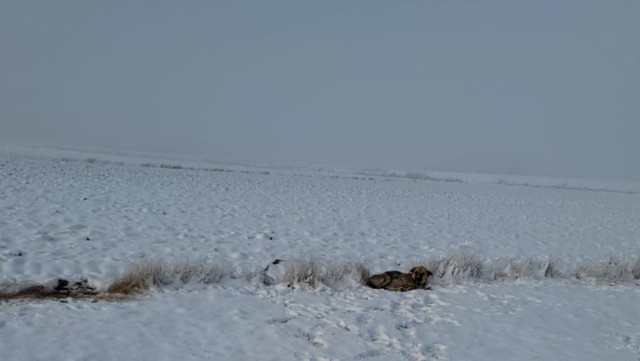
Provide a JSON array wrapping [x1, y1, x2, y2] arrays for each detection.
[[260, 287, 451, 360]]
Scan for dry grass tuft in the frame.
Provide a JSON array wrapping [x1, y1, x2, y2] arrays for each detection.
[[633, 258, 640, 280], [282, 258, 320, 288], [106, 260, 165, 295], [427, 252, 484, 283], [426, 254, 562, 284], [355, 261, 371, 284], [279, 258, 370, 289], [543, 258, 562, 278], [321, 261, 370, 289], [574, 257, 633, 283], [106, 259, 230, 295], [197, 264, 228, 284], [489, 258, 561, 281]]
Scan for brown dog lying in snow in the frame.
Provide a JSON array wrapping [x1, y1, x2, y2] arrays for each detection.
[[366, 266, 433, 291]]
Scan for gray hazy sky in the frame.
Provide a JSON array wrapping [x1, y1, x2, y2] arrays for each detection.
[[1, 1, 639, 180]]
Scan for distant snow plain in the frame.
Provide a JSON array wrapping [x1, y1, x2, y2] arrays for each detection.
[[1, 143, 639, 361]]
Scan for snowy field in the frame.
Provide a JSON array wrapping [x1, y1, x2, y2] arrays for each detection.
[[1, 143, 640, 360]]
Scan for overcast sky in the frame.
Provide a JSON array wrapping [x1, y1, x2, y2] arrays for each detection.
[[1, 1, 638, 180]]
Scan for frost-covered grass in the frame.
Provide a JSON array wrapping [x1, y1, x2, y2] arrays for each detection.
[[427, 252, 485, 283], [574, 256, 640, 283], [280, 258, 370, 289], [106, 259, 231, 295], [104, 254, 638, 291], [2, 254, 638, 303]]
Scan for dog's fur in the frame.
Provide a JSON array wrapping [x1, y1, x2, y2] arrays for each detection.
[[366, 266, 432, 291]]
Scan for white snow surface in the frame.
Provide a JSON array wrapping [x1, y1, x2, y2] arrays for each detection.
[[1, 143, 640, 360]]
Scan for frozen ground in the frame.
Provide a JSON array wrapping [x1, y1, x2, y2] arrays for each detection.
[[1, 143, 639, 360]]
